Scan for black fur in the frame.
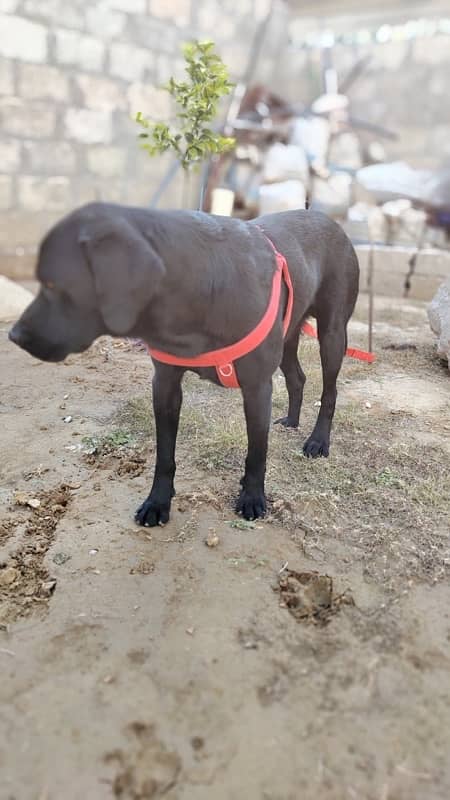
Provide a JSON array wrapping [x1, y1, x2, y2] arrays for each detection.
[[9, 202, 359, 524]]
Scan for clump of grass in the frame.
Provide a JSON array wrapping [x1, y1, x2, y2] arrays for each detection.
[[116, 396, 154, 437], [82, 429, 136, 456]]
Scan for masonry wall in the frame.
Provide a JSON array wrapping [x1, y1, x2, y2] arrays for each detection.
[[0, 0, 277, 278], [1, 1, 449, 280]]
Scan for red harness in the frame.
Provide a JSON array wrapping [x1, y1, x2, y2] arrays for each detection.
[[147, 232, 374, 386], [148, 231, 294, 388]]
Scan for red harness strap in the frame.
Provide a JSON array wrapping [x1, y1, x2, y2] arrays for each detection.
[[148, 231, 294, 388]]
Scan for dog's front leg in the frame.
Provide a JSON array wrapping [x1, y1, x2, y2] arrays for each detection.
[[135, 364, 184, 527], [236, 380, 272, 520]]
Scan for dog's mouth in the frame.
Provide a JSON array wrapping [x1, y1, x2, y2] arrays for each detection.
[[8, 325, 71, 363]]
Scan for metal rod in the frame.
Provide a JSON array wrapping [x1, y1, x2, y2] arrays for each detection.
[[368, 243, 375, 354], [149, 159, 182, 208]]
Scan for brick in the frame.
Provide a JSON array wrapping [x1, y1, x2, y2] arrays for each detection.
[[64, 108, 112, 144], [0, 14, 47, 63], [18, 63, 69, 102], [85, 5, 126, 39], [0, 57, 14, 94], [104, 0, 146, 12], [22, 0, 84, 29], [75, 74, 127, 111], [86, 145, 126, 177], [23, 140, 77, 174], [55, 29, 105, 72], [109, 42, 154, 82], [18, 175, 71, 211], [0, 98, 56, 138], [0, 138, 20, 172], [0, 174, 13, 209], [127, 83, 171, 119], [151, 0, 190, 25]]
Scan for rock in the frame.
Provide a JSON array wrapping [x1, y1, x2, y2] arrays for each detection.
[[259, 180, 306, 215], [428, 278, 450, 368], [0, 276, 33, 322], [0, 566, 20, 587], [205, 530, 219, 548]]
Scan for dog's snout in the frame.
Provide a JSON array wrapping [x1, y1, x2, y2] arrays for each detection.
[[8, 323, 26, 346]]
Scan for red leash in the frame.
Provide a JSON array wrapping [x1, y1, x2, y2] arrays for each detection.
[[301, 321, 375, 363]]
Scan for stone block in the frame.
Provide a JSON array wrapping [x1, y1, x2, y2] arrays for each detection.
[[85, 5, 126, 39], [356, 246, 408, 297], [356, 246, 450, 302], [75, 74, 127, 111], [151, 0, 191, 26], [197, 5, 235, 38], [409, 274, 449, 302], [109, 42, 154, 82], [86, 145, 127, 177], [64, 108, 112, 144], [127, 83, 171, 118], [18, 63, 69, 102], [74, 175, 125, 205], [0, 209, 60, 248], [414, 35, 450, 65], [55, 29, 105, 72], [0, 138, 20, 172], [0, 250, 37, 280], [0, 174, 13, 209], [0, 14, 47, 63], [0, 57, 14, 94], [0, 0, 19, 13], [18, 175, 71, 211], [125, 16, 177, 53], [104, 0, 146, 12], [23, 140, 77, 174], [0, 98, 56, 138], [428, 278, 450, 366], [22, 0, 84, 29]]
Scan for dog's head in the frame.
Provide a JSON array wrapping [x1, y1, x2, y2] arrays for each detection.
[[9, 203, 165, 362]]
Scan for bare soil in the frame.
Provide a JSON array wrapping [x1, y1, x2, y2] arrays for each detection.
[[1, 296, 449, 800]]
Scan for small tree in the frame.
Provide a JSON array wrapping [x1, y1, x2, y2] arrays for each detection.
[[135, 40, 235, 205]]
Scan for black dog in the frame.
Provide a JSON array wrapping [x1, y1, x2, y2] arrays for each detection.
[[9, 202, 359, 525]]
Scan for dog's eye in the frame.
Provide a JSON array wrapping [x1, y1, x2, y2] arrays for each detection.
[[43, 280, 55, 290]]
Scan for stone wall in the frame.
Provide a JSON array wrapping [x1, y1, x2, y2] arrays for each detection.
[[0, 0, 278, 278], [1, 1, 449, 280]]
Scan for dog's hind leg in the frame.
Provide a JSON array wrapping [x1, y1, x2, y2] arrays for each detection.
[[303, 313, 347, 458], [135, 363, 184, 527], [236, 379, 272, 520], [274, 329, 305, 428]]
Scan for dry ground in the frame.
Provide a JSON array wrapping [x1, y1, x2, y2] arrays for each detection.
[[1, 295, 449, 800]]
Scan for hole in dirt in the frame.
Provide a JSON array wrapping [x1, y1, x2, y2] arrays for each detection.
[[0, 485, 72, 623], [276, 570, 354, 626]]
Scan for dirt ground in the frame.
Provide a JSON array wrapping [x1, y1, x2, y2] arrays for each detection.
[[1, 294, 449, 800]]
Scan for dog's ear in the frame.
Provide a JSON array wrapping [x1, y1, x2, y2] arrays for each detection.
[[79, 216, 165, 335]]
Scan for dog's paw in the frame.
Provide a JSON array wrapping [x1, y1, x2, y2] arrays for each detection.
[[236, 488, 266, 521], [303, 436, 329, 459], [274, 416, 298, 429], [135, 496, 171, 527]]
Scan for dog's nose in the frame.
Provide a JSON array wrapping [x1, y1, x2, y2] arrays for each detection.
[[8, 323, 26, 346]]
